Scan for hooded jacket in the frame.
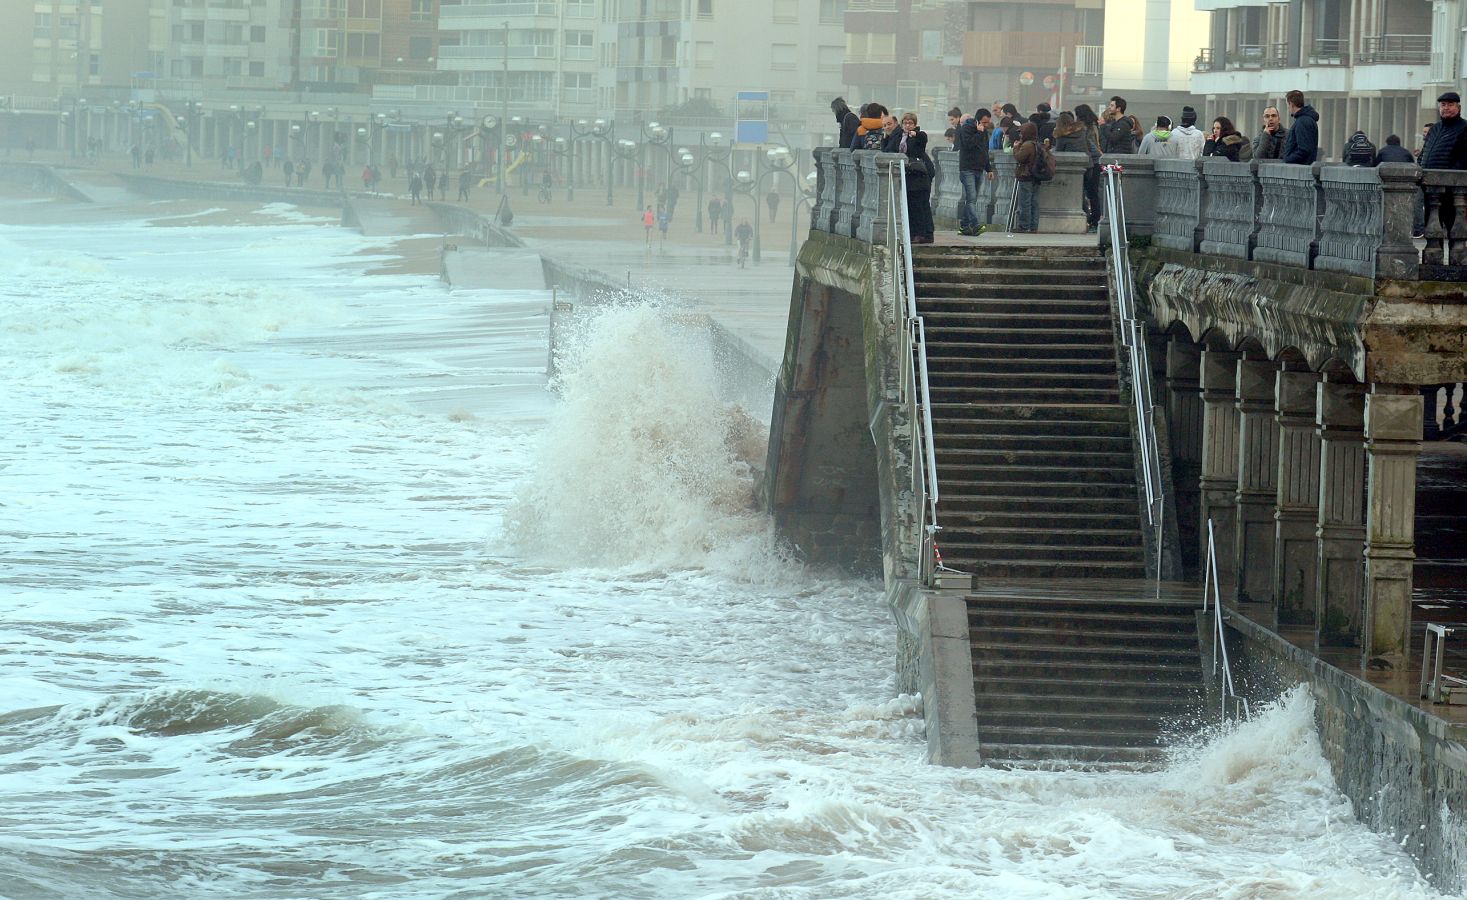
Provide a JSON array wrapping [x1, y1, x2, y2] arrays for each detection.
[[1099, 116, 1139, 154], [1203, 132, 1252, 162], [1052, 120, 1100, 163], [956, 118, 992, 173], [1343, 131, 1376, 166], [1372, 143, 1416, 166], [1253, 127, 1287, 160], [1420, 115, 1467, 170], [1138, 128, 1173, 157], [851, 117, 887, 151], [834, 102, 860, 150], [1170, 124, 1206, 160], [1282, 105, 1320, 164]]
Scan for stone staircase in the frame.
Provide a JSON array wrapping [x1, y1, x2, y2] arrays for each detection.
[[913, 243, 1200, 765], [914, 244, 1145, 580]]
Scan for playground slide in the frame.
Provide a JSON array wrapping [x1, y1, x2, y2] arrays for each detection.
[[476, 151, 529, 187]]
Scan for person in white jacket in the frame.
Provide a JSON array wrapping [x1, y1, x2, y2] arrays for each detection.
[[1171, 106, 1206, 160]]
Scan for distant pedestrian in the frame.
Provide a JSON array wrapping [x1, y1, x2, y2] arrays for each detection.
[[766, 188, 780, 223], [734, 220, 753, 266], [1139, 117, 1173, 157], [1012, 121, 1044, 233], [831, 97, 860, 150], [642, 205, 655, 247], [666, 184, 679, 216], [369, 164, 381, 191], [1372, 134, 1415, 166], [708, 198, 722, 234], [362, 165, 374, 191], [657, 208, 670, 246], [282, 159, 295, 186], [437, 171, 448, 201], [1254, 107, 1287, 160], [388, 153, 399, 179], [956, 108, 994, 235], [1100, 96, 1140, 154], [1421, 90, 1467, 237], [297, 160, 311, 187], [458, 169, 472, 201], [1171, 107, 1206, 160], [409, 172, 423, 205], [130, 143, 142, 169], [1343, 129, 1376, 166], [1282, 90, 1320, 164]]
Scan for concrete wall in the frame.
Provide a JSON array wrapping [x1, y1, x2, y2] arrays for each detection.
[[1207, 611, 1467, 893], [0, 163, 93, 203]]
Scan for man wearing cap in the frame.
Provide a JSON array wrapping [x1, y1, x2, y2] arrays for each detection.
[[1420, 91, 1467, 236], [1171, 106, 1206, 160]]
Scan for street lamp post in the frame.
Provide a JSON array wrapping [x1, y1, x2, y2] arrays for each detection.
[[640, 121, 671, 211], [550, 133, 572, 201], [701, 131, 735, 246], [499, 19, 511, 194], [183, 100, 200, 167], [610, 135, 640, 211], [672, 145, 703, 232], [762, 146, 798, 265]]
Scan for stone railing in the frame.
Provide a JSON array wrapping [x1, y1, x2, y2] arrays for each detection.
[[1106, 156, 1454, 280], [812, 145, 1093, 237]]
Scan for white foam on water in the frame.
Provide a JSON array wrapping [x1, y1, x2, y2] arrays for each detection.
[[0, 196, 1450, 898]]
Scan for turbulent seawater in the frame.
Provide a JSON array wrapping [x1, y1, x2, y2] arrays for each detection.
[[0, 200, 1447, 898]]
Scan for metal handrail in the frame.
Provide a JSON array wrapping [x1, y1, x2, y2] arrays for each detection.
[[887, 160, 943, 582], [1102, 165, 1165, 595], [1202, 518, 1250, 720]]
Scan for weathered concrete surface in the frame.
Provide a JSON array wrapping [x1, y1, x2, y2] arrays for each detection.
[[0, 162, 93, 202], [1209, 610, 1467, 893], [114, 171, 349, 209]]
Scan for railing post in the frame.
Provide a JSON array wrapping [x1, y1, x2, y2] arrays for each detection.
[[1375, 162, 1421, 279], [1363, 384, 1424, 669], [833, 149, 858, 239], [810, 146, 831, 234]]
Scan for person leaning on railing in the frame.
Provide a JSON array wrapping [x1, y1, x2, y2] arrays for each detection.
[[891, 111, 936, 244], [1419, 90, 1467, 239]]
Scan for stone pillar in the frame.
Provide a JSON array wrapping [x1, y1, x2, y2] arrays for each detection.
[[1376, 163, 1422, 279], [1315, 380, 1367, 646], [1199, 349, 1242, 597], [1166, 337, 1203, 574], [1362, 385, 1424, 668], [1274, 370, 1322, 625], [1235, 358, 1280, 606]]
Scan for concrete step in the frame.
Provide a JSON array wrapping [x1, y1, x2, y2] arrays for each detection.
[[917, 284, 1110, 302], [939, 480, 1138, 500], [934, 447, 1136, 466], [970, 639, 1198, 667], [922, 326, 1114, 346], [931, 415, 1132, 437], [940, 495, 1138, 515], [928, 387, 1123, 405], [966, 593, 1199, 615], [975, 708, 1190, 735], [916, 267, 1106, 286], [921, 310, 1113, 330], [941, 511, 1138, 532], [937, 464, 1136, 485], [928, 403, 1131, 423], [969, 607, 1188, 633], [972, 674, 1201, 698], [941, 541, 1145, 563], [977, 742, 1160, 765], [975, 723, 1163, 750], [913, 246, 1106, 265], [969, 624, 1194, 651], [975, 692, 1197, 717], [923, 356, 1118, 375], [945, 527, 1144, 549], [935, 433, 1132, 452], [922, 340, 1118, 361], [926, 369, 1120, 385], [959, 559, 1148, 579]]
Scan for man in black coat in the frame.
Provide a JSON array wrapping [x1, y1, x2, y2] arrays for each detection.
[[832, 97, 860, 150], [956, 109, 994, 235], [1281, 89, 1319, 164], [1420, 91, 1467, 236]]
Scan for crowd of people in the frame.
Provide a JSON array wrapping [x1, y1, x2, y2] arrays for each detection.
[[834, 86, 1467, 240]]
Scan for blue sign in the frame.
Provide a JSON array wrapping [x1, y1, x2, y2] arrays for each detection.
[[734, 90, 769, 145]]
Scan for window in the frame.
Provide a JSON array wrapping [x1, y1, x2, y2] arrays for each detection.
[[89, 53, 99, 76], [565, 0, 594, 16], [249, 60, 265, 76], [818, 0, 845, 24], [563, 71, 593, 103], [410, 0, 433, 21], [771, 43, 796, 70], [33, 13, 50, 39], [694, 41, 713, 68], [919, 30, 941, 61], [224, 58, 243, 76], [346, 0, 381, 16], [408, 35, 433, 59], [251, 25, 266, 42], [564, 31, 592, 60], [696, 0, 712, 18], [773, 0, 797, 23], [346, 32, 380, 58], [817, 44, 841, 72]]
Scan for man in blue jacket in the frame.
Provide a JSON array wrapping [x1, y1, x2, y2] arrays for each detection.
[[956, 108, 994, 235], [1282, 89, 1319, 164]]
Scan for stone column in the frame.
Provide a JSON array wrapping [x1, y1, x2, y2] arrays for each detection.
[[1166, 337, 1203, 574], [1199, 349, 1242, 597], [1235, 358, 1280, 607], [1274, 370, 1322, 625], [1362, 385, 1424, 668], [1315, 380, 1367, 647]]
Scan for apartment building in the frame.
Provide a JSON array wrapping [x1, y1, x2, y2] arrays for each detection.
[[434, 0, 600, 119], [842, 0, 948, 118], [1189, 0, 1459, 158], [1, 0, 153, 97]]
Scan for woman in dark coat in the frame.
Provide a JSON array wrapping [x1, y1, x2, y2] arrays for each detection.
[[890, 111, 935, 243], [1203, 117, 1253, 162]]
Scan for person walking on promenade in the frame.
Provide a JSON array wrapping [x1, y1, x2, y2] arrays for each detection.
[[1254, 107, 1287, 160], [363, 165, 374, 192], [956, 108, 994, 236], [642, 206, 655, 248], [1171, 107, 1206, 160], [1100, 96, 1140, 154], [707, 197, 721, 235], [435, 171, 447, 201], [1282, 90, 1320, 164], [1203, 117, 1252, 161], [1343, 129, 1376, 166], [1420, 91, 1467, 236], [1012, 121, 1045, 233], [1139, 116, 1173, 157], [766, 187, 780, 223], [657, 207, 671, 247], [130, 143, 142, 169], [458, 169, 473, 202], [408, 172, 423, 205], [734, 220, 753, 267], [282, 159, 295, 187], [832, 97, 860, 150], [297, 159, 311, 187]]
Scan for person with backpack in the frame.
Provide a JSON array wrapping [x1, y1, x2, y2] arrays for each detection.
[[1139, 116, 1174, 157], [1203, 117, 1253, 162], [851, 103, 889, 150], [1343, 129, 1376, 166], [408, 172, 423, 205], [1012, 121, 1050, 233]]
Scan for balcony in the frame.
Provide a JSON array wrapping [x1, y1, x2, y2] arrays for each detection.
[[438, 44, 557, 60], [437, 2, 560, 29], [1306, 38, 1350, 66], [962, 31, 1082, 69], [1357, 34, 1430, 65], [1074, 45, 1103, 77]]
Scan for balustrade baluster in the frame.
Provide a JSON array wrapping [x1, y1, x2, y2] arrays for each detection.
[[1451, 187, 1467, 266], [1423, 386, 1442, 440], [1444, 384, 1461, 432], [1422, 189, 1447, 265]]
